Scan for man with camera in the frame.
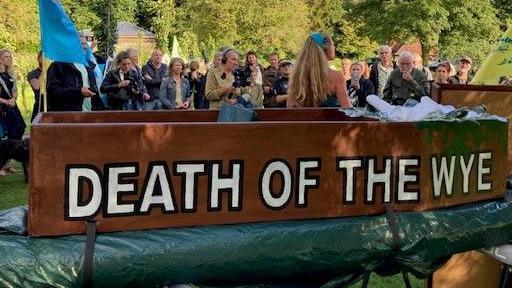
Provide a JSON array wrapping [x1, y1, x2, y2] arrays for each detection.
[[205, 48, 258, 109], [101, 51, 145, 110]]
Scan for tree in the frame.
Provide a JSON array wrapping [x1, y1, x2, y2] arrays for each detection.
[[61, 0, 100, 30], [350, 0, 450, 64], [492, 0, 512, 30], [176, 0, 311, 62], [309, 0, 378, 60], [147, 0, 176, 52], [0, 0, 40, 52], [91, 0, 118, 58], [439, 0, 501, 65]]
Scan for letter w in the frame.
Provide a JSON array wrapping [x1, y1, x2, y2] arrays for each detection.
[[432, 156, 456, 197]]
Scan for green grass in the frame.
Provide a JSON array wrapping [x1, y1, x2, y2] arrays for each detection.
[[0, 162, 28, 210]]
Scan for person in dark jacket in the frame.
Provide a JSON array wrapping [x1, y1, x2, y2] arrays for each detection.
[[101, 51, 145, 110], [369, 45, 396, 98], [264, 60, 292, 108], [27, 51, 43, 121], [141, 49, 167, 110], [346, 62, 374, 107], [46, 36, 103, 112]]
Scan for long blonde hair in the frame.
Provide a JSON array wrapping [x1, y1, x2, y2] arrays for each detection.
[[288, 33, 331, 107], [0, 49, 14, 77]]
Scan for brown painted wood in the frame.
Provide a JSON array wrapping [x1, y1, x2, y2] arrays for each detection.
[[28, 110, 507, 236], [433, 85, 512, 173], [432, 251, 502, 288]]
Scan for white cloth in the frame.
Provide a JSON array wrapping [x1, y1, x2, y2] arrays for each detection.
[[74, 63, 91, 112]]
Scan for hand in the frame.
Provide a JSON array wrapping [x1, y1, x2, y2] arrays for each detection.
[[402, 71, 412, 82], [144, 74, 153, 80], [221, 85, 235, 95], [275, 94, 288, 104], [81, 87, 96, 98], [263, 86, 271, 94], [182, 101, 190, 109], [119, 80, 131, 88], [6, 98, 16, 107], [143, 93, 150, 101], [226, 98, 237, 105], [352, 83, 360, 90], [91, 39, 98, 50]]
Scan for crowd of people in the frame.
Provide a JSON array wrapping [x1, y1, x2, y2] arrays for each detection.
[[0, 31, 487, 175]]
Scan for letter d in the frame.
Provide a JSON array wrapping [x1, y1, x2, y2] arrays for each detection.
[[66, 166, 102, 219]]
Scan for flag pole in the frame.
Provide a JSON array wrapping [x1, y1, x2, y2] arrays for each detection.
[[42, 54, 48, 113]]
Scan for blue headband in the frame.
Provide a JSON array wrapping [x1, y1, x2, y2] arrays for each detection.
[[311, 32, 325, 48]]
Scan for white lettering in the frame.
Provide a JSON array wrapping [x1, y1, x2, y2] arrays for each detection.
[[460, 154, 475, 193], [366, 158, 392, 202], [397, 158, 419, 201], [107, 166, 136, 214], [337, 159, 362, 202], [261, 161, 292, 208], [478, 152, 492, 191], [140, 165, 176, 213], [210, 163, 241, 210], [67, 167, 102, 218], [432, 156, 456, 197]]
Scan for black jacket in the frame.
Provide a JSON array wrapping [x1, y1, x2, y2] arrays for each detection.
[[101, 68, 145, 110], [369, 61, 397, 94], [346, 77, 374, 107], [141, 61, 168, 101], [46, 61, 103, 111]]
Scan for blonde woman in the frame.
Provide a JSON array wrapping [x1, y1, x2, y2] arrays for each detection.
[[288, 32, 351, 108], [0, 49, 24, 139], [0, 49, 25, 175], [160, 57, 191, 109]]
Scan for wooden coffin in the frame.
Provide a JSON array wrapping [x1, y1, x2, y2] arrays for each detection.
[[28, 109, 508, 236], [432, 84, 512, 173]]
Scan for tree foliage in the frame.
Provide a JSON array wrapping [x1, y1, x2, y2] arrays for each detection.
[[492, 0, 512, 30], [0, 0, 40, 52], [91, 0, 118, 58], [1, 0, 510, 67], [349, 0, 501, 65], [309, 0, 377, 60], [439, 0, 501, 65], [176, 0, 310, 61]]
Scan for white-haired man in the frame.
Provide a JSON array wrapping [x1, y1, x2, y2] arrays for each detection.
[[369, 45, 397, 97], [383, 51, 430, 105]]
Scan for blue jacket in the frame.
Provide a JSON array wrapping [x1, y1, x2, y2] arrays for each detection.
[[159, 76, 191, 109]]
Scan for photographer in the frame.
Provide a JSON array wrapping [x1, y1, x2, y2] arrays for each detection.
[[236, 66, 264, 109], [205, 48, 249, 109], [101, 51, 145, 110], [159, 58, 191, 110]]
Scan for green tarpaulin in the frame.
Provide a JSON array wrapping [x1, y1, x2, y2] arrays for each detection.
[[0, 192, 511, 287]]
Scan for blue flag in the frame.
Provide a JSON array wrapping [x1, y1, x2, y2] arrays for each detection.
[[39, 0, 87, 66]]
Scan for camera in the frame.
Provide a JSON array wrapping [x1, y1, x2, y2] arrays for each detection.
[[232, 66, 252, 88], [125, 70, 140, 96]]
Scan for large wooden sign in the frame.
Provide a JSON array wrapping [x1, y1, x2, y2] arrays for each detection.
[[28, 109, 508, 236], [432, 84, 512, 173]]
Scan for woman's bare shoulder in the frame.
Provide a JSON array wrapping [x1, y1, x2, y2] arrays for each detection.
[[328, 68, 345, 83]]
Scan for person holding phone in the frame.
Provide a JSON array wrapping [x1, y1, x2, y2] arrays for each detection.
[[346, 62, 374, 107]]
